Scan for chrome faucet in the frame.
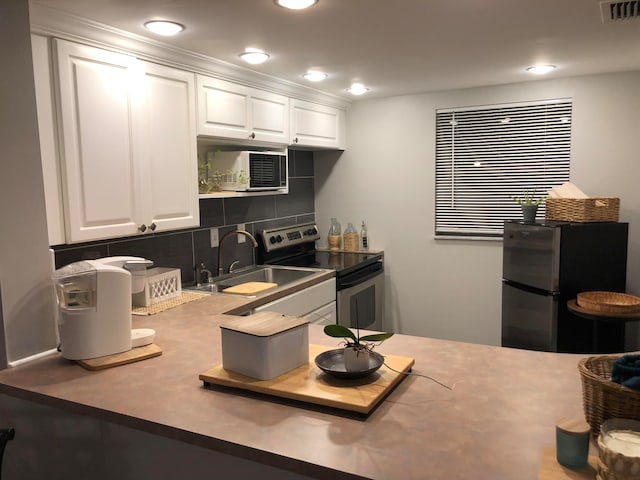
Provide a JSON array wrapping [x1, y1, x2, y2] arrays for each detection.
[[218, 229, 258, 276], [195, 261, 212, 286]]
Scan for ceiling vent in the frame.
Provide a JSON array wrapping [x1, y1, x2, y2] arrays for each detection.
[[600, 0, 640, 22]]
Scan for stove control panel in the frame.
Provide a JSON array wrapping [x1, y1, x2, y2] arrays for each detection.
[[260, 222, 320, 252]]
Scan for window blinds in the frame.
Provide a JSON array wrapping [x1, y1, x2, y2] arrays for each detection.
[[435, 99, 572, 237]]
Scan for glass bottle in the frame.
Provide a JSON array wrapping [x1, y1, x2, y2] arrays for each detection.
[[343, 222, 359, 252], [328, 218, 341, 250], [360, 221, 369, 251]]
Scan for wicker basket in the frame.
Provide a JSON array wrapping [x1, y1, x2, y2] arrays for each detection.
[[577, 291, 640, 314], [578, 356, 640, 435], [545, 197, 620, 222], [597, 419, 640, 480]]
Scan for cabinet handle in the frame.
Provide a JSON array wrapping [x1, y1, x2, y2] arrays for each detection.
[[294, 137, 299, 143], [249, 132, 256, 139], [1, 427, 16, 473], [149, 222, 157, 231], [138, 224, 147, 232]]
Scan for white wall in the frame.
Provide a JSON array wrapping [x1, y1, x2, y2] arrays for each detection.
[[0, 0, 57, 366], [315, 71, 640, 346]]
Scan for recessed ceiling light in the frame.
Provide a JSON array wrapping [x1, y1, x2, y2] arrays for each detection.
[[347, 83, 369, 95], [239, 50, 270, 65], [274, 0, 318, 9], [526, 64, 556, 75], [303, 71, 328, 82], [144, 20, 185, 36]]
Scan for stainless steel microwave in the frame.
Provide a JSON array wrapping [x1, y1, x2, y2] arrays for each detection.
[[213, 150, 288, 191]]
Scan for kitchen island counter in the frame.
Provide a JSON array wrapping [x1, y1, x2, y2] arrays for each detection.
[[0, 292, 589, 480]]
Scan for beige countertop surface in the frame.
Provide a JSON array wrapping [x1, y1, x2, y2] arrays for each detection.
[[0, 271, 590, 480]]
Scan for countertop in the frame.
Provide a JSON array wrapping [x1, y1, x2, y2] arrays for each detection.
[[0, 273, 590, 480]]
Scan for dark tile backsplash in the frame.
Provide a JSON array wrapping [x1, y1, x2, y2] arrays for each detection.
[[52, 150, 315, 284]]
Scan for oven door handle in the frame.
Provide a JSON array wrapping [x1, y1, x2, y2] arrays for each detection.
[[338, 262, 383, 289]]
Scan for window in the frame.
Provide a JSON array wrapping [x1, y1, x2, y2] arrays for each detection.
[[435, 99, 572, 238]]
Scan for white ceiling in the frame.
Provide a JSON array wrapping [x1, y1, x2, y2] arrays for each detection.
[[30, 0, 640, 100]]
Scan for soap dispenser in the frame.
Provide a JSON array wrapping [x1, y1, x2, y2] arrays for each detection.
[[360, 221, 369, 251]]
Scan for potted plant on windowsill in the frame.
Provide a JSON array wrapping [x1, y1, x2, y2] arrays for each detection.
[[323, 324, 394, 372], [512, 191, 545, 223]]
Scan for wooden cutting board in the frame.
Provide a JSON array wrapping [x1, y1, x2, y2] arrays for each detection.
[[537, 447, 598, 480], [199, 344, 415, 415], [77, 344, 162, 371], [222, 281, 278, 296]]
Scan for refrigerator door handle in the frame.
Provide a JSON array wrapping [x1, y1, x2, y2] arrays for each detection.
[[502, 279, 560, 296]]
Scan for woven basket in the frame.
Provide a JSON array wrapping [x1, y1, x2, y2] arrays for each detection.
[[577, 291, 640, 314], [597, 418, 640, 480], [545, 197, 620, 222], [579, 356, 640, 435]]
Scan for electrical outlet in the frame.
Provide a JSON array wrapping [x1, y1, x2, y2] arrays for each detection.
[[237, 224, 246, 243], [210, 227, 219, 248]]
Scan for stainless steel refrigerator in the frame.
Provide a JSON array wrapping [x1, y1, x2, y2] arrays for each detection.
[[501, 220, 628, 353]]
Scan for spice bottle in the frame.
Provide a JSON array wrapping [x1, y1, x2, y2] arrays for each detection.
[[360, 221, 369, 251], [328, 218, 342, 250], [343, 222, 359, 252]]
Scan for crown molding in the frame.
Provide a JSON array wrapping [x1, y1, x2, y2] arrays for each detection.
[[28, 3, 351, 110]]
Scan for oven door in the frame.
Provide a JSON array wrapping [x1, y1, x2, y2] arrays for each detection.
[[337, 262, 384, 331]]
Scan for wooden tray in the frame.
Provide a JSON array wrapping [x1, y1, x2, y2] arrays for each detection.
[[537, 447, 597, 480], [77, 344, 162, 371], [568, 299, 640, 321], [577, 291, 640, 314], [199, 344, 415, 415]]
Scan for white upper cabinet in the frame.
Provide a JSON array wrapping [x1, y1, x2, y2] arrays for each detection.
[[55, 39, 139, 242], [32, 34, 65, 246], [290, 99, 346, 149], [196, 75, 289, 145], [135, 62, 199, 233], [54, 39, 198, 243]]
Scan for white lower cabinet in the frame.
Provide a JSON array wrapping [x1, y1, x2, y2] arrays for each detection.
[[253, 278, 336, 324], [290, 99, 346, 149], [54, 39, 198, 243]]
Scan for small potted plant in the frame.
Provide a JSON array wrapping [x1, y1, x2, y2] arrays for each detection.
[[512, 190, 545, 223], [323, 324, 393, 371]]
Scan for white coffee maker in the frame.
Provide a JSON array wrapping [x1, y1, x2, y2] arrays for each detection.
[[53, 256, 151, 360]]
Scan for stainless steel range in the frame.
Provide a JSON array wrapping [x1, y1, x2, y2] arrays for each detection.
[[258, 223, 385, 331]]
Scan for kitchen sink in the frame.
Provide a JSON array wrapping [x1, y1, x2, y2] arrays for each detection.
[[184, 265, 320, 295]]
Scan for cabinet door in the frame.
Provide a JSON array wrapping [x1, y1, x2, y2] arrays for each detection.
[[249, 89, 289, 144], [136, 62, 199, 232], [196, 75, 289, 144], [55, 39, 141, 242], [253, 279, 336, 316], [290, 99, 345, 149], [196, 75, 251, 140], [32, 34, 65, 245]]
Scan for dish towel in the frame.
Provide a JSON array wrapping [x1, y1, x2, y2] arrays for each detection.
[[611, 354, 640, 390]]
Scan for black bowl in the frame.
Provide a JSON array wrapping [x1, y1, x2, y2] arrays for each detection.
[[314, 349, 384, 379]]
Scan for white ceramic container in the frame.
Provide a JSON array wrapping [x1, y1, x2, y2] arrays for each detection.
[[220, 311, 309, 380]]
